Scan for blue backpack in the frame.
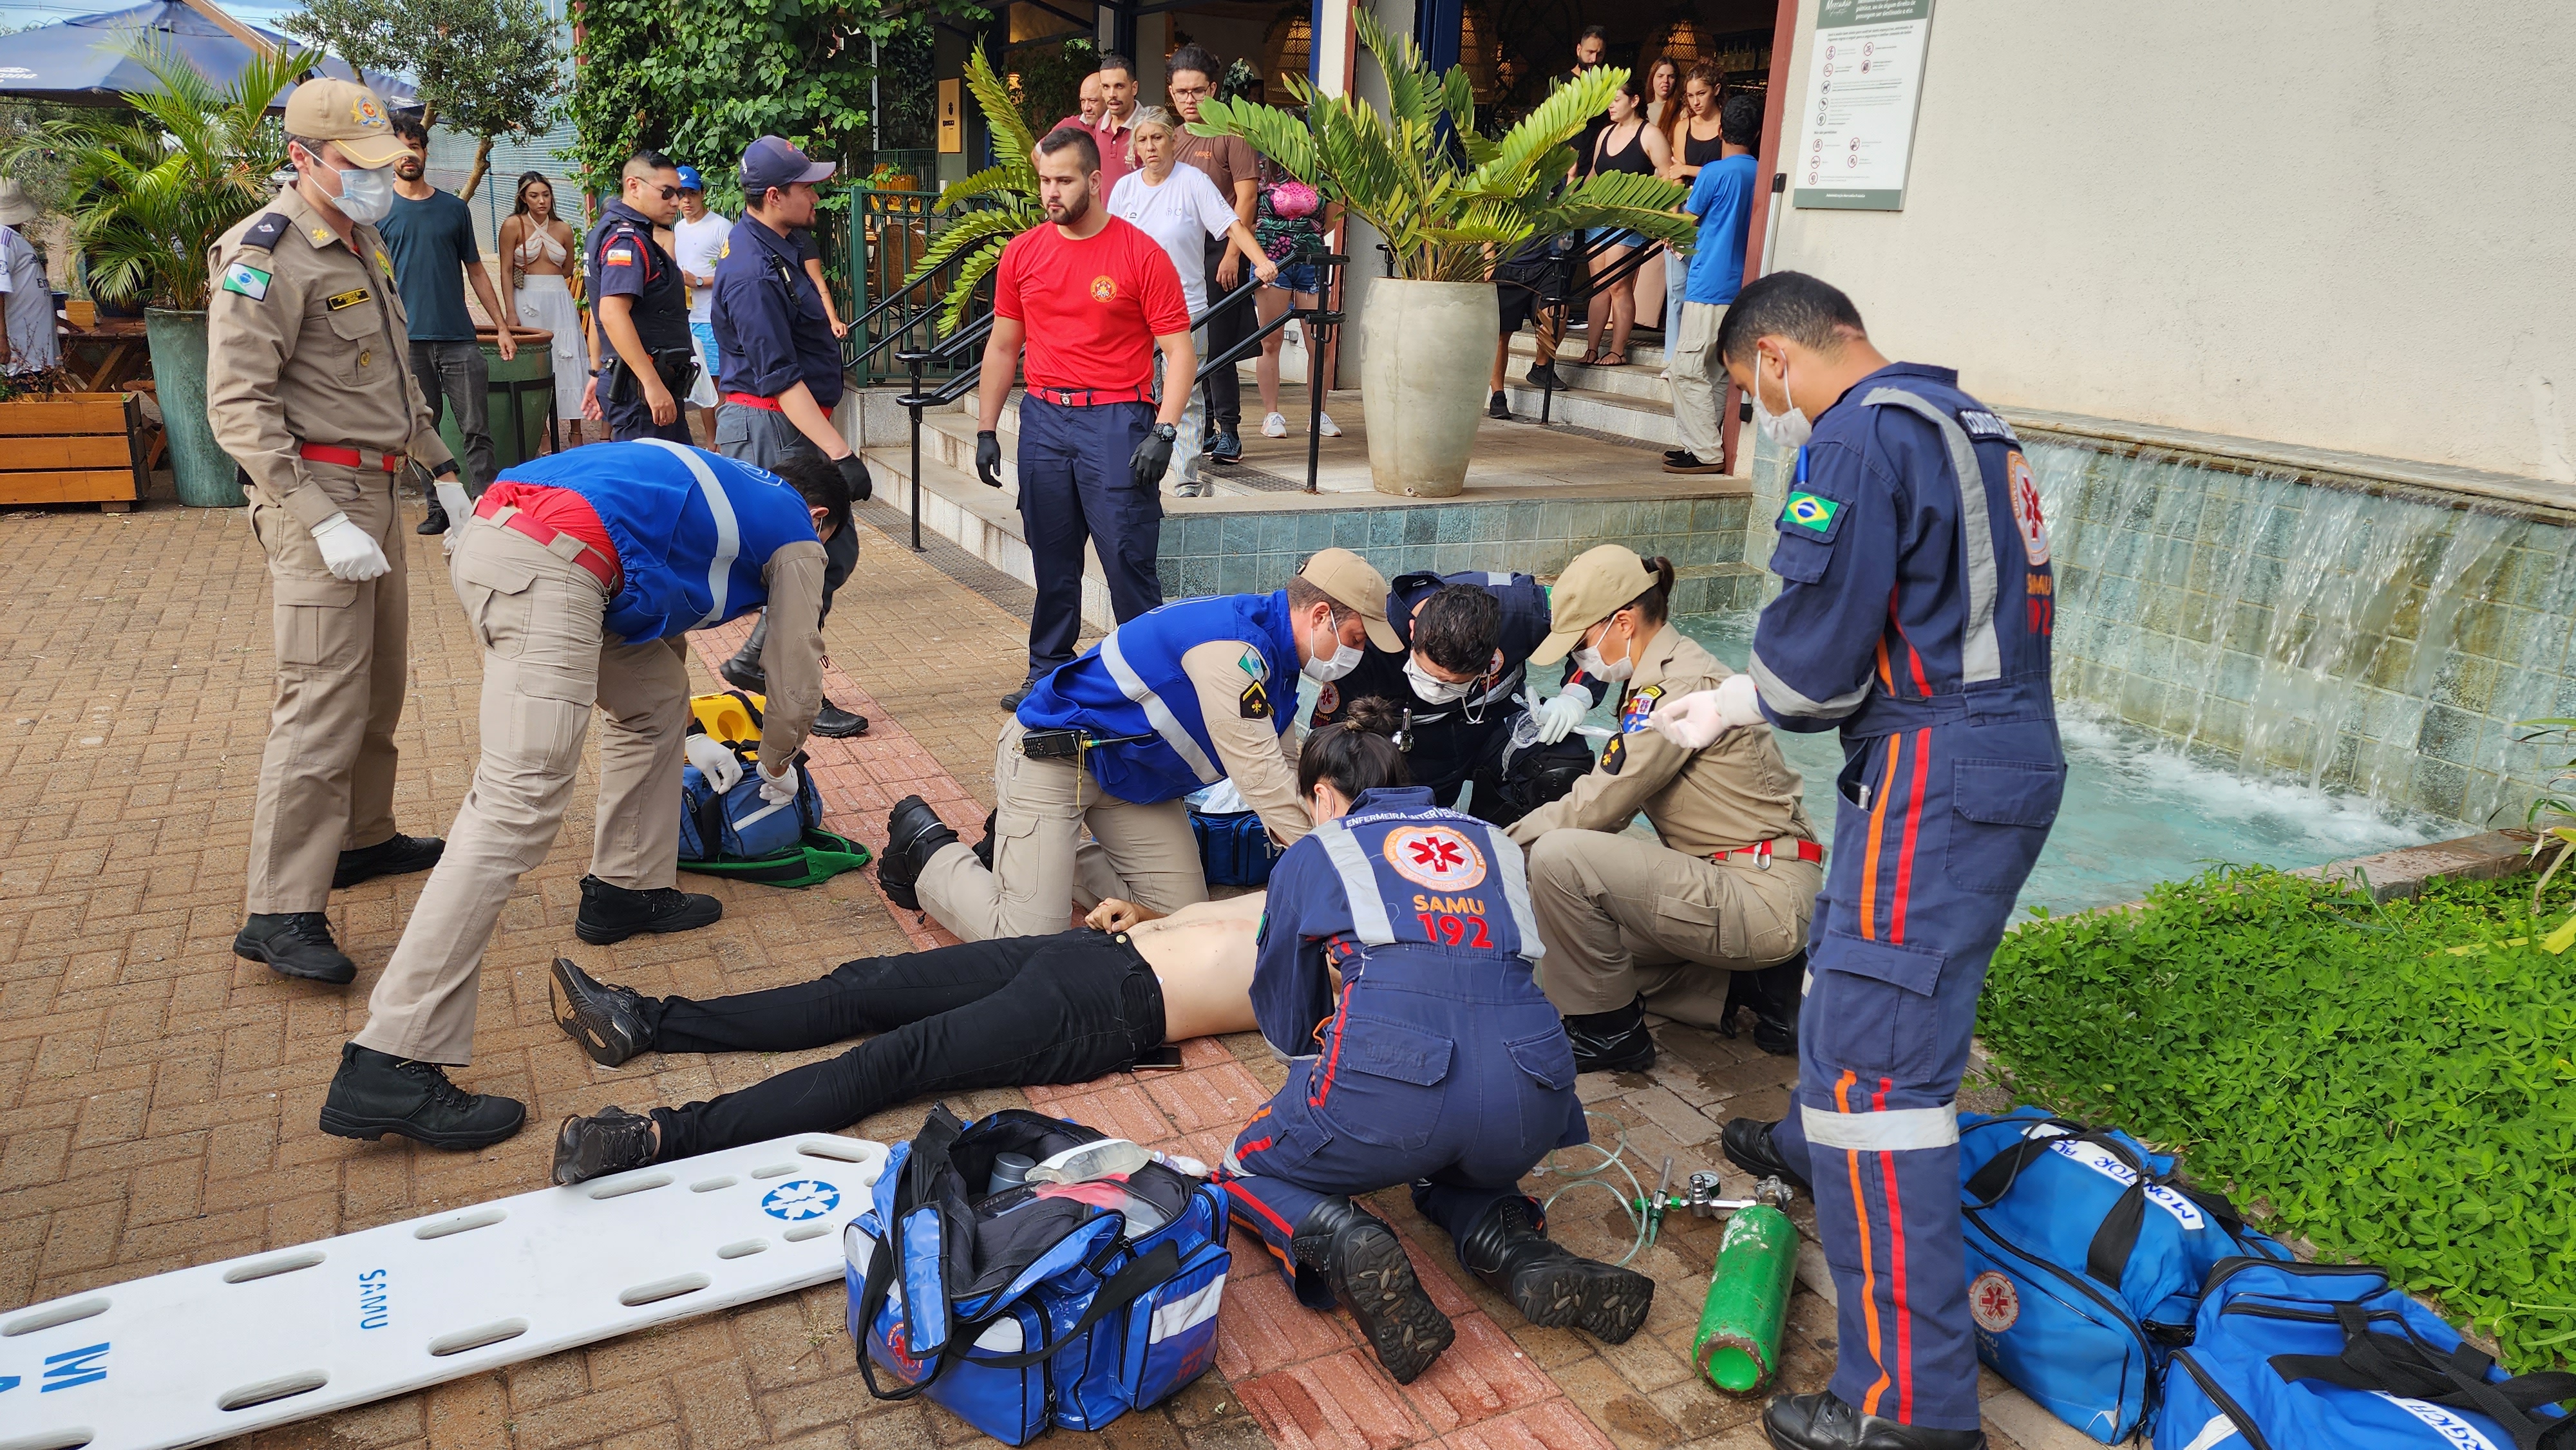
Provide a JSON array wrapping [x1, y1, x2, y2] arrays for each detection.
[[678, 739, 822, 862], [844, 1106, 1231, 1445], [1190, 809, 1283, 888], [2160, 1259, 2573, 1450], [1958, 1109, 2287, 1444]]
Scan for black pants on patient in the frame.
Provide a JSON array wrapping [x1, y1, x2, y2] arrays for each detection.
[[645, 930, 1166, 1162]]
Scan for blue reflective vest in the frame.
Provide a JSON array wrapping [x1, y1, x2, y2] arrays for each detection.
[[1251, 786, 1545, 1057], [1019, 592, 1300, 806], [494, 439, 822, 644]]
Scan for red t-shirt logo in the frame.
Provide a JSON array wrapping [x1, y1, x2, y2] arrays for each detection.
[[1090, 275, 1118, 303]]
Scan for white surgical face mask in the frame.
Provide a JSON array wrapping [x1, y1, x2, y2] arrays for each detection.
[[316, 154, 395, 225], [1304, 622, 1361, 683], [1571, 621, 1634, 683], [1753, 348, 1813, 451], [1403, 655, 1477, 706]]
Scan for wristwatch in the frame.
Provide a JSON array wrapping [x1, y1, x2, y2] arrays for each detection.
[[1153, 423, 1179, 441]]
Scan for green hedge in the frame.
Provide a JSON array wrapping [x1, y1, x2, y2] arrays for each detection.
[[1978, 866, 2576, 1370]]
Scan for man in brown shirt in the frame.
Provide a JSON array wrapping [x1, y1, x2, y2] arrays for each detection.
[[205, 79, 466, 987], [1167, 44, 1261, 459]]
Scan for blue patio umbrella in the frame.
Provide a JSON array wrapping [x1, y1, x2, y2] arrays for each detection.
[[0, 1, 418, 110]]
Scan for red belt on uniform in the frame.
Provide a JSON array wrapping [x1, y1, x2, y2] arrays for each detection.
[[299, 442, 404, 473], [472, 496, 619, 591], [1025, 384, 1155, 407], [722, 391, 784, 411], [1712, 837, 1825, 870]]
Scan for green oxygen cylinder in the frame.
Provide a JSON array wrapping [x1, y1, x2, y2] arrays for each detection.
[[1692, 1177, 1801, 1395]]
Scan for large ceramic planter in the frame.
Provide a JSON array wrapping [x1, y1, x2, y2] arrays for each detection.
[[1357, 278, 1496, 498], [146, 307, 241, 507]]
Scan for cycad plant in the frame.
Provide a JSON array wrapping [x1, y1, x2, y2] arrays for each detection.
[[898, 46, 1045, 335], [1188, 8, 1693, 282], [5, 37, 307, 310]]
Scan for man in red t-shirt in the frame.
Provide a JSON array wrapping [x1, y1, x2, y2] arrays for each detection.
[[978, 125, 1197, 706]]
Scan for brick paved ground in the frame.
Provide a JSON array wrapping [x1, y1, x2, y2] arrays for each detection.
[[0, 495, 2082, 1450]]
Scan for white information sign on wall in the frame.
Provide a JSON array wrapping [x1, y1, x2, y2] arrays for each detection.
[[1793, 0, 1935, 211]]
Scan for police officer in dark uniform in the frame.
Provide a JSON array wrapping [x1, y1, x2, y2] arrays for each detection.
[[1708, 272, 2065, 1450], [709, 135, 875, 739], [1220, 701, 1653, 1386], [584, 151, 696, 444], [1305, 570, 1603, 826]]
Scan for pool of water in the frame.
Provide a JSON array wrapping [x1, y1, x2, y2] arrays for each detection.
[[1659, 614, 2452, 916]]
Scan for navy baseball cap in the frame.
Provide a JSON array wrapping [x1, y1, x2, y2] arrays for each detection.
[[674, 164, 705, 193], [740, 136, 836, 197]]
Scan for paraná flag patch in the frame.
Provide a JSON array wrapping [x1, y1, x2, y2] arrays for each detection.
[[220, 261, 270, 301]]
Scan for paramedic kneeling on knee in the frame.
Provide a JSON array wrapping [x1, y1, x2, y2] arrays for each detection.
[[1505, 545, 1822, 1075], [320, 440, 848, 1151], [1222, 699, 1653, 1388], [876, 547, 1401, 941]]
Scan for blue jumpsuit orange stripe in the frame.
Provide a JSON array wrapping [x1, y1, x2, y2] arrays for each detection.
[[1746, 366, 2067, 1430]]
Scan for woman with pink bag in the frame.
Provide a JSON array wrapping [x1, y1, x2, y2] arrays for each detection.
[[1240, 155, 1344, 447]]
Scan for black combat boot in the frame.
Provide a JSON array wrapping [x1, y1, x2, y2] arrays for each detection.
[[972, 809, 999, 872], [719, 617, 769, 694], [1763, 1391, 1987, 1450], [1457, 1196, 1653, 1343], [1289, 1197, 1454, 1384], [417, 498, 450, 534], [1721, 1117, 1813, 1194], [333, 832, 445, 889], [552, 1106, 661, 1185], [1744, 950, 1805, 1056], [233, 912, 358, 984], [878, 796, 960, 911], [574, 876, 723, 945], [1562, 995, 1656, 1074], [550, 957, 657, 1068], [811, 701, 871, 738], [319, 1042, 526, 1149]]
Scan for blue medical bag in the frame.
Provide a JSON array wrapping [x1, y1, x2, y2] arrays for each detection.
[[846, 1106, 1231, 1445], [1958, 1108, 2286, 1443], [1189, 809, 1282, 888], [2159, 1259, 2571, 1450], [677, 740, 822, 863]]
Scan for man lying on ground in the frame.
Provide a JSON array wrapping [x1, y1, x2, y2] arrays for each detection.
[[545, 891, 1262, 1183]]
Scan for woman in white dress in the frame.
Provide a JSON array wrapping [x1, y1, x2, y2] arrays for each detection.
[[497, 172, 590, 448]]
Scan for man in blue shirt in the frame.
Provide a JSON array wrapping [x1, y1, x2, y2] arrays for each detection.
[[381, 115, 516, 532], [1663, 93, 1762, 475], [709, 137, 876, 739]]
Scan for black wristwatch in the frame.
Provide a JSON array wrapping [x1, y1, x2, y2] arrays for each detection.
[[1153, 423, 1178, 441]]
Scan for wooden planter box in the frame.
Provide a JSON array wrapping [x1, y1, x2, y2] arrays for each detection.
[[0, 391, 146, 513]]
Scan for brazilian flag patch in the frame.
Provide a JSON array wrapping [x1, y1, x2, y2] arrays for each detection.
[[1781, 491, 1842, 538]]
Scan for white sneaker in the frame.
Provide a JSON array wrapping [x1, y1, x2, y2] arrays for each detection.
[[1262, 412, 1289, 438], [1318, 413, 1342, 438]]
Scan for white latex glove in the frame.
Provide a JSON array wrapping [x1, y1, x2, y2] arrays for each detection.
[[1531, 687, 1591, 744], [1646, 673, 1768, 750], [756, 759, 799, 807], [685, 734, 744, 793], [310, 513, 390, 581], [435, 478, 472, 527]]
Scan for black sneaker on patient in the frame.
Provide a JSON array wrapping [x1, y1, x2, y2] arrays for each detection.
[[551, 957, 656, 1068], [553, 1106, 658, 1186]]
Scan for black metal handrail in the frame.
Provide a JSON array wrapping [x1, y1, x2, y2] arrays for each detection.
[[1530, 231, 1668, 427]]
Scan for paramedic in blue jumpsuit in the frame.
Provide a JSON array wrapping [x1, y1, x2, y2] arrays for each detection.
[[1305, 570, 1606, 825], [1707, 272, 2065, 1450], [1220, 699, 1654, 1386]]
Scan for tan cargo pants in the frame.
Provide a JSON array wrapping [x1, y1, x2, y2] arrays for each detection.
[[355, 519, 688, 1064], [1669, 301, 1728, 464], [1524, 828, 1821, 1026], [243, 463, 408, 914], [916, 718, 1209, 943]]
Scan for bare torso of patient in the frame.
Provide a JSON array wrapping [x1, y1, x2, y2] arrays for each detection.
[[1128, 893, 1265, 1041]]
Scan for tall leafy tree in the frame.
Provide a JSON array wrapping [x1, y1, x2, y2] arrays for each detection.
[[283, 0, 564, 200]]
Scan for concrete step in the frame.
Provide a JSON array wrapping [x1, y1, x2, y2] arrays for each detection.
[[862, 424, 1126, 632], [1508, 330, 1674, 402], [941, 392, 1329, 500], [1497, 377, 1682, 448]]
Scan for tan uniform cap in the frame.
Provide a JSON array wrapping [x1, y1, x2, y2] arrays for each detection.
[[281, 79, 406, 169], [1294, 547, 1402, 652], [1531, 543, 1665, 666]]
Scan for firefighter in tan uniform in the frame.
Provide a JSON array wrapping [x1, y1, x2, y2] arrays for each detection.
[[207, 79, 467, 987], [1506, 545, 1823, 1073]]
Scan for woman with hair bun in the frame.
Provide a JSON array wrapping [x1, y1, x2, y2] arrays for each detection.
[[1506, 545, 1824, 1076], [1220, 698, 1653, 1388]]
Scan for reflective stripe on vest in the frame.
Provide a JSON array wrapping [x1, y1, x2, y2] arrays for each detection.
[[1801, 1100, 1960, 1151], [1311, 811, 1546, 965], [1859, 386, 2002, 684], [636, 437, 741, 628], [1099, 629, 1222, 786], [1484, 827, 1545, 963], [1748, 645, 1872, 720], [1316, 824, 1396, 945]]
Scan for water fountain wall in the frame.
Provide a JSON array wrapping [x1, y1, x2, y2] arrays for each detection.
[[1748, 428, 2576, 825]]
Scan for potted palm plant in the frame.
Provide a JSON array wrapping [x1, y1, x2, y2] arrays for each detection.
[[1191, 11, 1692, 496], [10, 39, 309, 506]]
